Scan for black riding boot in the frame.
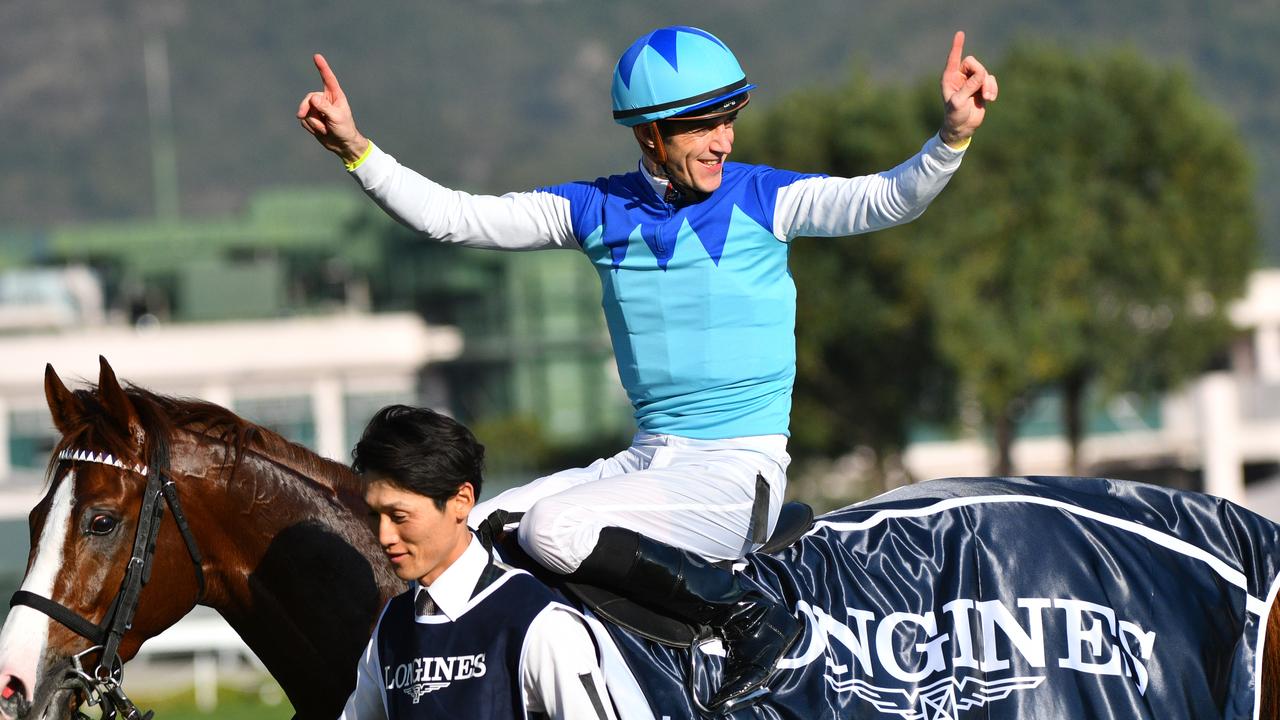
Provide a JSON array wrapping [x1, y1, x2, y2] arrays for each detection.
[[570, 527, 802, 712]]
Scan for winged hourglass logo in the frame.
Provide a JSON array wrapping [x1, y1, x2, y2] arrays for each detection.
[[404, 682, 450, 704], [835, 675, 1046, 720]]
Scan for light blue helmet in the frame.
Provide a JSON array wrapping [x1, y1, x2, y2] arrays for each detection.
[[611, 26, 755, 127]]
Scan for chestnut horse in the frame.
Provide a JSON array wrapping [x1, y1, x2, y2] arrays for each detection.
[[1, 359, 1279, 719], [0, 359, 402, 719]]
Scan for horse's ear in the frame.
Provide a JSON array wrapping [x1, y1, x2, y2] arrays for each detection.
[[45, 363, 82, 435], [97, 356, 144, 447]]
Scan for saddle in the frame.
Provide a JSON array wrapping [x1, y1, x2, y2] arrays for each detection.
[[484, 502, 815, 648]]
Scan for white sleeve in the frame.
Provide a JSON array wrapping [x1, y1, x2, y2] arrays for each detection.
[[349, 143, 579, 251], [522, 606, 618, 720], [773, 133, 966, 241], [338, 625, 388, 719]]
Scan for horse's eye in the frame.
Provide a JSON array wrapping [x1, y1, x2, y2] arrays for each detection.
[[89, 514, 118, 535]]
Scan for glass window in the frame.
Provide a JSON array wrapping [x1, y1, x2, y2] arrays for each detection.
[[233, 396, 315, 450], [9, 408, 58, 471], [0, 519, 29, 625], [344, 392, 419, 454], [545, 358, 587, 438]]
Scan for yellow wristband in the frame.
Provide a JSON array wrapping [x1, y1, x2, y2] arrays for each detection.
[[344, 142, 374, 172], [944, 135, 972, 151]]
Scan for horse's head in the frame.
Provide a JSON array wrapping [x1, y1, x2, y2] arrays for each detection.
[[0, 358, 204, 720]]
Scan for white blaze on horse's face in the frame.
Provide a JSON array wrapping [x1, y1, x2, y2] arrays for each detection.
[[0, 471, 75, 715]]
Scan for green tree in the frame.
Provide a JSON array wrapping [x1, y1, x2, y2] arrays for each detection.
[[908, 44, 1258, 474], [739, 43, 1258, 488]]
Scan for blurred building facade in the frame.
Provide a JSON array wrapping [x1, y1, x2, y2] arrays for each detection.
[[0, 192, 635, 643], [0, 188, 633, 506]]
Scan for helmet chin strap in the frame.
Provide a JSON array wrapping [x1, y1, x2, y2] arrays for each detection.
[[639, 122, 668, 166], [634, 123, 703, 203]]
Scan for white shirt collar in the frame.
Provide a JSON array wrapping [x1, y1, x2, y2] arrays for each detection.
[[638, 159, 669, 200], [415, 534, 489, 621]]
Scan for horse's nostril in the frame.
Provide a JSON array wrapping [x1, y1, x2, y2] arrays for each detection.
[[0, 675, 31, 718]]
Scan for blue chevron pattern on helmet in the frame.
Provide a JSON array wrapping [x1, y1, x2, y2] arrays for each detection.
[[616, 26, 728, 89], [612, 26, 751, 125]]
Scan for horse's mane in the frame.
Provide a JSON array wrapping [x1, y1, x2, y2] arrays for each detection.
[[48, 385, 361, 495]]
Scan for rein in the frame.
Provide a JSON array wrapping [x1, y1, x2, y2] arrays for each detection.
[[8, 444, 206, 720]]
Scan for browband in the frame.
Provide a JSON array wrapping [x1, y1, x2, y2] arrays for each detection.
[[57, 448, 148, 477]]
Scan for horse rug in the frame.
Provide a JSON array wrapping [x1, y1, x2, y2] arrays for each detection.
[[582, 476, 1280, 719]]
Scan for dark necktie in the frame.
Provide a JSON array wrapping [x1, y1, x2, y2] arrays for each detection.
[[414, 586, 438, 616]]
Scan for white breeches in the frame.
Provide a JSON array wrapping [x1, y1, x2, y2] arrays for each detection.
[[469, 433, 790, 574]]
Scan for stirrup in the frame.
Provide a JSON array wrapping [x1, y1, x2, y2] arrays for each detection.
[[711, 686, 771, 715]]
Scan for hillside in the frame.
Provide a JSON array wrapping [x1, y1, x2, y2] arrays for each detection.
[[4, 0, 1278, 256]]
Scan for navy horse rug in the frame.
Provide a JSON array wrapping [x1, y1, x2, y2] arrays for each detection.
[[553, 476, 1280, 719]]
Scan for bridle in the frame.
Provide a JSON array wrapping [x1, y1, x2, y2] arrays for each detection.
[[7, 442, 205, 720]]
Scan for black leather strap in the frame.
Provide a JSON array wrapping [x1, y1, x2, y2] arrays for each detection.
[[101, 473, 166, 666], [160, 479, 206, 599], [749, 473, 771, 544], [474, 509, 521, 552], [10, 590, 105, 643]]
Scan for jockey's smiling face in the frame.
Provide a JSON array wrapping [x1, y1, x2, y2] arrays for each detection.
[[654, 112, 737, 195], [365, 475, 474, 585]]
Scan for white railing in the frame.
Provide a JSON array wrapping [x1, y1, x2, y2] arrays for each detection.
[[126, 607, 273, 711]]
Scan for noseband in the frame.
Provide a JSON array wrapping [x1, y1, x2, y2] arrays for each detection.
[[8, 444, 205, 720]]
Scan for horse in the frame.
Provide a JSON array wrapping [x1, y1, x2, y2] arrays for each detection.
[[2, 359, 1280, 719], [0, 359, 403, 719]]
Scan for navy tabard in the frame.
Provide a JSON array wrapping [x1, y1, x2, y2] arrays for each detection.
[[375, 567, 562, 719]]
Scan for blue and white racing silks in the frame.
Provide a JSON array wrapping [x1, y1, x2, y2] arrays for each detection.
[[349, 135, 964, 439], [540, 163, 817, 438], [590, 476, 1280, 719]]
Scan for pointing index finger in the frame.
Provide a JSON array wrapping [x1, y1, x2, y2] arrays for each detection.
[[946, 31, 965, 74], [313, 53, 344, 99]]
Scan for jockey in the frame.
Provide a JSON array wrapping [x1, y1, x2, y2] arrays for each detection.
[[339, 406, 616, 720], [300, 26, 997, 711]]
